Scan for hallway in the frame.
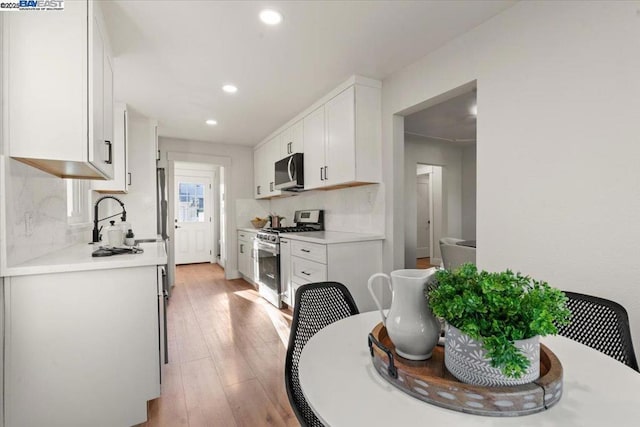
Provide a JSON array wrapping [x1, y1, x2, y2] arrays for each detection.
[[141, 264, 297, 426]]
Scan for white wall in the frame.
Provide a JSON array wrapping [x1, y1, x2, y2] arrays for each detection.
[[461, 145, 476, 240], [159, 137, 254, 278], [383, 2, 640, 349], [269, 184, 385, 234], [404, 135, 462, 267]]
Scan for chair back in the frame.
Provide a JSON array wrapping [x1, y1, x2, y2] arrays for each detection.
[[439, 238, 476, 270], [285, 282, 359, 427], [558, 291, 638, 371]]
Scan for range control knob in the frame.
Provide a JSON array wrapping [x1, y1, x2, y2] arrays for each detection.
[[269, 235, 277, 243]]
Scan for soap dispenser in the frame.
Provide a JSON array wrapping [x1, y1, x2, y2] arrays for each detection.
[[106, 221, 124, 247], [125, 229, 135, 246]]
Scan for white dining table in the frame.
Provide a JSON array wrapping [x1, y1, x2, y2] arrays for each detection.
[[299, 311, 640, 426]]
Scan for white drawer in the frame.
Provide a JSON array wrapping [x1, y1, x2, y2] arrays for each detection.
[[292, 256, 327, 284], [291, 240, 327, 263], [238, 231, 255, 241]]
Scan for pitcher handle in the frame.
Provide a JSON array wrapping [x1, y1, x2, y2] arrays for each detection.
[[367, 273, 392, 325]]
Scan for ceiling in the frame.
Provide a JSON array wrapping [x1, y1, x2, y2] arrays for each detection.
[[102, 1, 514, 146], [404, 90, 477, 144]]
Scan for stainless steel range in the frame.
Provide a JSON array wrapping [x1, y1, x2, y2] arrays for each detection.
[[254, 209, 324, 308]]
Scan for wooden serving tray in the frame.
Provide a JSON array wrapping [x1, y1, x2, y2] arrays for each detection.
[[368, 323, 563, 417]]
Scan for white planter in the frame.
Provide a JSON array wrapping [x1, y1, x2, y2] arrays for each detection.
[[445, 325, 540, 387]]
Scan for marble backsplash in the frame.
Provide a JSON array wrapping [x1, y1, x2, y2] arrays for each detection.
[[4, 158, 89, 267], [235, 198, 271, 229], [269, 184, 385, 234]]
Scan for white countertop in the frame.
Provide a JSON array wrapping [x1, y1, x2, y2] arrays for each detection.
[[3, 241, 168, 277], [279, 231, 384, 244], [237, 227, 260, 233], [237, 228, 384, 244]]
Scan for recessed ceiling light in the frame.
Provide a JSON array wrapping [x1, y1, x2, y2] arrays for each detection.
[[205, 119, 217, 126], [222, 84, 238, 94], [259, 9, 283, 25]]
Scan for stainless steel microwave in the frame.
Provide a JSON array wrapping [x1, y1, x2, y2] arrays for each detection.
[[274, 153, 304, 191]]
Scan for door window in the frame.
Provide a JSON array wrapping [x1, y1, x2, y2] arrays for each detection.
[[178, 182, 205, 222]]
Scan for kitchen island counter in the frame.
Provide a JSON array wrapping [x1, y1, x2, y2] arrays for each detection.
[[2, 240, 167, 277]]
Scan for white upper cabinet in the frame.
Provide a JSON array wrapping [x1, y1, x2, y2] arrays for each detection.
[[254, 135, 283, 199], [304, 83, 381, 190], [280, 120, 304, 158], [303, 106, 326, 190], [92, 104, 129, 193], [4, 0, 115, 179], [253, 76, 381, 198]]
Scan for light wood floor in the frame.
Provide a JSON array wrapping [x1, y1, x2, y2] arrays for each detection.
[[138, 263, 298, 427], [416, 257, 437, 269]]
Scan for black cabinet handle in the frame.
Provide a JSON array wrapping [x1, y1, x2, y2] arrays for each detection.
[[301, 271, 311, 276], [105, 140, 112, 164], [270, 182, 274, 192], [320, 167, 324, 181], [324, 166, 328, 180], [257, 185, 261, 195], [301, 249, 311, 253], [240, 244, 244, 254], [127, 172, 132, 186]]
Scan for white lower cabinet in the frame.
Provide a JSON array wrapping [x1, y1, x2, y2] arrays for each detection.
[[238, 230, 257, 283], [4, 266, 161, 427], [280, 238, 292, 306], [285, 238, 383, 312]]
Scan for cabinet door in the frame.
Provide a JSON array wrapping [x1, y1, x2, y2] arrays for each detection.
[[280, 238, 292, 306], [6, 0, 87, 163], [104, 55, 114, 164], [303, 106, 326, 190], [238, 239, 248, 276], [281, 120, 304, 157], [5, 267, 159, 427], [266, 136, 281, 195], [89, 6, 114, 179], [92, 104, 128, 193], [254, 144, 268, 198], [289, 120, 304, 154], [325, 86, 356, 186]]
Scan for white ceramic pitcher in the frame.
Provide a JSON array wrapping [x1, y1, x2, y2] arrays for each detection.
[[367, 268, 441, 360]]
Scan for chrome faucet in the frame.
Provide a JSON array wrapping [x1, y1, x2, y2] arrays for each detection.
[[92, 196, 127, 243]]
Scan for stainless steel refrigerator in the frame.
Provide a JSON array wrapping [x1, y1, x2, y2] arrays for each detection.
[[157, 167, 175, 296]]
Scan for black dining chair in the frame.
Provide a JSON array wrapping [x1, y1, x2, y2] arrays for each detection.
[[558, 291, 639, 371], [285, 282, 360, 427]]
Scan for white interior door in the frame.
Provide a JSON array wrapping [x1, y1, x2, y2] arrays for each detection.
[[174, 175, 212, 264], [416, 173, 430, 258]]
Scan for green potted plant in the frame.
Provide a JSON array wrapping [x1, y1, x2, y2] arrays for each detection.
[[428, 263, 570, 386]]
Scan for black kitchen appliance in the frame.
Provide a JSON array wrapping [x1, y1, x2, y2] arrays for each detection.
[[274, 153, 304, 191]]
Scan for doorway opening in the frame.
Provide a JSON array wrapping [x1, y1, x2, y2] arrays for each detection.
[[402, 83, 477, 269], [173, 161, 220, 265], [415, 164, 442, 269], [166, 152, 231, 279]]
